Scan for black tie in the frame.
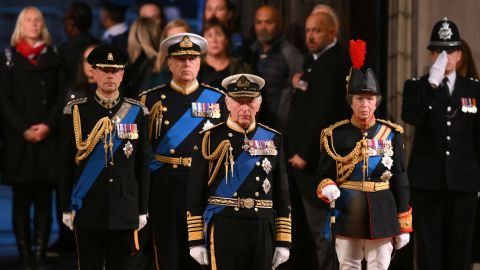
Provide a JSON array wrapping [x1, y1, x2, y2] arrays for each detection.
[[441, 77, 450, 101]]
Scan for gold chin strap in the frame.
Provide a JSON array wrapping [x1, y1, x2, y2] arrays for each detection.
[[73, 104, 114, 165], [320, 119, 369, 182], [201, 131, 234, 186], [148, 101, 163, 141]]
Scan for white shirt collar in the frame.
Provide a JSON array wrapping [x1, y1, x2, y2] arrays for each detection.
[[312, 38, 337, 60], [102, 22, 128, 40]]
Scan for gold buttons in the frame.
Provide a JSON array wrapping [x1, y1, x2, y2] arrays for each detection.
[[172, 164, 178, 169], [164, 120, 170, 125], [228, 133, 233, 137], [255, 192, 259, 197], [161, 94, 166, 100], [162, 107, 168, 112], [170, 149, 175, 154], [255, 177, 260, 182], [256, 162, 260, 166], [233, 192, 237, 196]]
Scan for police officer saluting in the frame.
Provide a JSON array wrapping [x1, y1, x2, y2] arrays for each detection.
[[316, 40, 412, 269], [186, 74, 291, 270], [402, 18, 480, 270], [59, 45, 150, 269], [138, 33, 226, 270]]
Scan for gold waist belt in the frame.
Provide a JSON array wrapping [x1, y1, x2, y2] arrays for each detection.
[[154, 154, 192, 167], [340, 181, 389, 192], [208, 196, 273, 209]]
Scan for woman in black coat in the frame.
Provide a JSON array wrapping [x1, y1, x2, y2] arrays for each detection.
[[0, 6, 65, 270]]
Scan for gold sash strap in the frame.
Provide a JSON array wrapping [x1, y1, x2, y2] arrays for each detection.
[[208, 196, 273, 209], [154, 154, 192, 167], [339, 180, 389, 192]]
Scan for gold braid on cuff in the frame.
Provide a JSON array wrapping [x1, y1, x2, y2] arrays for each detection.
[[317, 178, 336, 200], [398, 206, 413, 232]]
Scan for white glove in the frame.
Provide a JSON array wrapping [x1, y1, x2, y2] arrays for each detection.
[[321, 185, 341, 202], [62, 212, 74, 231], [428, 50, 448, 87], [272, 247, 290, 269], [394, 233, 410, 250], [138, 214, 147, 230], [189, 245, 209, 265]]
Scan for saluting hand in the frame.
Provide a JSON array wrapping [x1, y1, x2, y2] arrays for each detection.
[[428, 50, 448, 88]]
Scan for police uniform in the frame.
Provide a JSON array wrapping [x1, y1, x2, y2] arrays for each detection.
[[138, 33, 226, 270], [317, 52, 412, 269], [59, 46, 150, 269], [186, 74, 292, 270], [402, 18, 480, 270]]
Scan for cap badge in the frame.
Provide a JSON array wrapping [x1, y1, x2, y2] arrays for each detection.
[[438, 21, 453, 40], [179, 36, 193, 48], [236, 75, 251, 88], [107, 52, 114, 61]]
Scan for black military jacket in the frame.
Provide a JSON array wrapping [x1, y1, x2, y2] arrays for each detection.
[[138, 81, 226, 171], [59, 96, 150, 230], [402, 74, 480, 191], [186, 120, 291, 248], [316, 119, 410, 239]]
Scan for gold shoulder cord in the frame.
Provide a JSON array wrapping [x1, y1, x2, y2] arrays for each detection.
[[320, 120, 369, 182], [73, 105, 114, 165], [148, 100, 163, 141], [201, 131, 234, 186]]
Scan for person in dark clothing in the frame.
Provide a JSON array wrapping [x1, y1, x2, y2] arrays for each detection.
[[60, 1, 97, 87], [285, 12, 349, 270], [402, 18, 480, 270], [198, 17, 252, 89], [99, 0, 130, 51], [0, 6, 65, 270], [123, 17, 161, 98], [59, 45, 150, 270], [250, 5, 303, 132]]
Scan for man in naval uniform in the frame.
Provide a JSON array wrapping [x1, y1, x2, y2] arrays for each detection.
[[402, 18, 480, 270], [138, 33, 226, 270], [186, 74, 291, 270], [316, 40, 412, 269], [59, 45, 150, 269]]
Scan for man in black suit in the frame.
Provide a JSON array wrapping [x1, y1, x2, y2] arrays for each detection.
[[402, 17, 480, 270], [285, 11, 349, 270], [99, 1, 129, 51], [59, 45, 150, 269]]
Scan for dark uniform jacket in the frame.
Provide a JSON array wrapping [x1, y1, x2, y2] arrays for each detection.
[[59, 96, 150, 230], [0, 45, 65, 184], [316, 119, 410, 239], [138, 81, 227, 171], [186, 120, 292, 248], [286, 41, 350, 173], [402, 74, 480, 191]]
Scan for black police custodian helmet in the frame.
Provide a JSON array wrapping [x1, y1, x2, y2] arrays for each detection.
[[87, 45, 127, 69], [346, 39, 381, 97], [427, 17, 462, 51], [221, 74, 265, 99]]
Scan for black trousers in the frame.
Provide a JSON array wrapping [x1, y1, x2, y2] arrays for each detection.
[[149, 168, 200, 270], [209, 215, 274, 270], [413, 189, 477, 270], [75, 227, 135, 270], [12, 184, 53, 254], [288, 167, 335, 270]]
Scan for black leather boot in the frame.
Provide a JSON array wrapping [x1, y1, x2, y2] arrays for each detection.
[[13, 214, 33, 270]]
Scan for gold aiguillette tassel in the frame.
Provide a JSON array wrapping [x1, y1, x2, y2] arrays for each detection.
[[225, 160, 229, 184], [229, 146, 234, 177]]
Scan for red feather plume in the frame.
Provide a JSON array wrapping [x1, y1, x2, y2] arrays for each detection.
[[349, 39, 366, 69]]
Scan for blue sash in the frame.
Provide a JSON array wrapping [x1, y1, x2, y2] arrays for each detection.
[[70, 104, 140, 212], [149, 88, 222, 171], [203, 127, 275, 240], [323, 123, 395, 240]]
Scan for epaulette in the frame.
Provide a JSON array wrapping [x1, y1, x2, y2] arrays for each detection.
[[376, 119, 404, 134], [258, 123, 282, 135], [199, 122, 225, 134], [138, 84, 167, 97], [200, 83, 226, 95], [124, 98, 150, 115], [63, 97, 88, 114]]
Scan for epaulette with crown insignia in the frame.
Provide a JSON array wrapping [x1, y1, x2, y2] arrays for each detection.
[[200, 83, 226, 95], [199, 122, 225, 134], [258, 123, 282, 135], [376, 119, 404, 134], [63, 97, 88, 114], [125, 98, 150, 115], [138, 84, 167, 97]]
